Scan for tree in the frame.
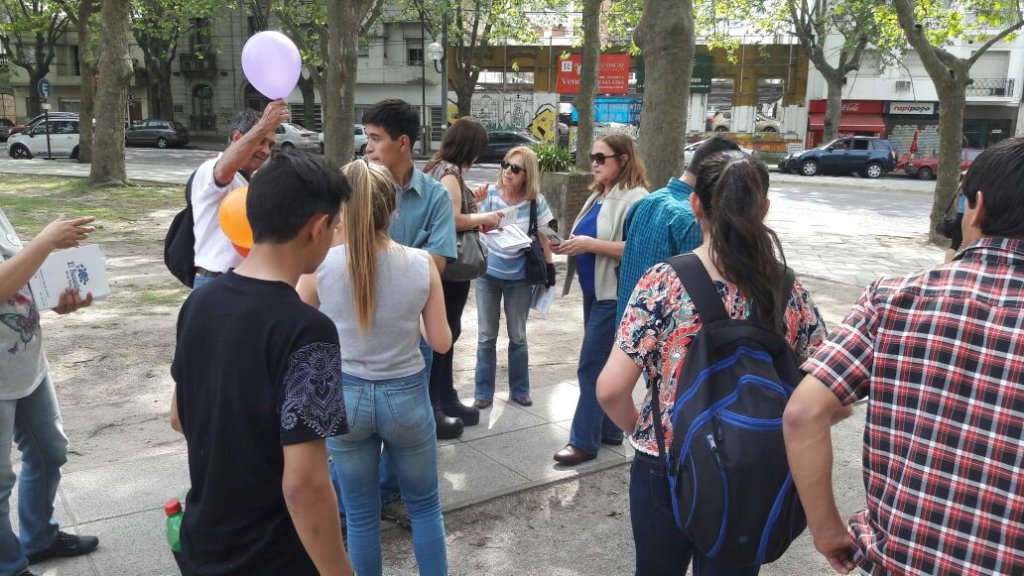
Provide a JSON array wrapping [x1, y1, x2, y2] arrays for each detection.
[[0, 0, 72, 117], [56, 0, 98, 162], [130, 0, 216, 121], [273, 0, 328, 131], [890, 0, 1024, 242], [90, 0, 130, 184], [635, 0, 693, 184], [573, 0, 600, 172]]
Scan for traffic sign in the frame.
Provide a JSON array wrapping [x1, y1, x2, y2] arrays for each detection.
[[37, 78, 52, 101]]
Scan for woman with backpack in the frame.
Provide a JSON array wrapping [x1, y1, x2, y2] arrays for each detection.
[[297, 160, 452, 576], [596, 151, 826, 575], [552, 133, 648, 465], [423, 117, 504, 438]]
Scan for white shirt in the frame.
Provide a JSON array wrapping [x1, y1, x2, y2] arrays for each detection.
[[191, 155, 247, 273], [0, 209, 50, 400]]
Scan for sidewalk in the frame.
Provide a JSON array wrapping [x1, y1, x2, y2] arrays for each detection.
[[4, 159, 944, 576]]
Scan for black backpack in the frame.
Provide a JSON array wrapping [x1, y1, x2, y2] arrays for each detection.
[[164, 171, 198, 288], [651, 253, 806, 567]]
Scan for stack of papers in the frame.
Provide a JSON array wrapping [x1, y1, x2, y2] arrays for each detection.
[[28, 244, 110, 310], [481, 224, 532, 252]]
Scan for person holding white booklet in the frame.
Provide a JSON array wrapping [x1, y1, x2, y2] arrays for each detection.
[[472, 146, 556, 409]]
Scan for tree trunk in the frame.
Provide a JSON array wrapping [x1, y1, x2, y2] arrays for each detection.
[[298, 75, 317, 130], [455, 81, 473, 118], [77, 0, 97, 164], [930, 80, 966, 244], [637, 0, 693, 186], [147, 57, 175, 120], [90, 0, 132, 186], [28, 70, 44, 117], [325, 0, 359, 168], [822, 72, 843, 144], [574, 0, 602, 172]]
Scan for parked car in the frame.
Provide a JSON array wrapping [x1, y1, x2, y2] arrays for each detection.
[[10, 111, 78, 137], [274, 122, 319, 151], [682, 138, 756, 169], [778, 136, 896, 178], [0, 118, 14, 141], [125, 119, 189, 148], [904, 148, 983, 180], [708, 110, 781, 133], [479, 131, 541, 163], [7, 116, 81, 159], [317, 124, 369, 155]]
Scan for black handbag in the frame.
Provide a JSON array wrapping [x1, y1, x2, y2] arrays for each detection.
[[441, 185, 488, 282], [523, 200, 548, 286]]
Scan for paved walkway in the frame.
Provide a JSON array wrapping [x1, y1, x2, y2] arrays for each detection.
[[3, 159, 944, 576]]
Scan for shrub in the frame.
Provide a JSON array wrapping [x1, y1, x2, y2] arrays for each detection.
[[531, 143, 574, 173]]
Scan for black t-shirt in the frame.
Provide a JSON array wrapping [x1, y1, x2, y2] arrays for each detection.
[[171, 272, 347, 576]]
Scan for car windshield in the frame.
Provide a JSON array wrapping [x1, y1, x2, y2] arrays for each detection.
[[289, 124, 309, 132]]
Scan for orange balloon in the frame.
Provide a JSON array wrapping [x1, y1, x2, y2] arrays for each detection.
[[232, 243, 250, 258], [219, 186, 253, 250]]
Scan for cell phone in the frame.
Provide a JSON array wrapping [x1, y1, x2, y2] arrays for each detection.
[[538, 224, 564, 245]]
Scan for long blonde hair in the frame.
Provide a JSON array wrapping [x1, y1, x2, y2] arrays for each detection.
[[496, 146, 540, 200], [340, 160, 397, 334]]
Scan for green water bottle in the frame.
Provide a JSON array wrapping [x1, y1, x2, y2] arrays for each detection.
[[163, 498, 183, 553]]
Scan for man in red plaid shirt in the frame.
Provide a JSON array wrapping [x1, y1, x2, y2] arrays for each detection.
[[783, 137, 1024, 575]]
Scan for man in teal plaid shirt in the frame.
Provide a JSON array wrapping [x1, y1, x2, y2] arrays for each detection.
[[616, 136, 741, 321]]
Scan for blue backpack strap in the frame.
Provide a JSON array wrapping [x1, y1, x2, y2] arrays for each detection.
[[647, 253, 726, 463]]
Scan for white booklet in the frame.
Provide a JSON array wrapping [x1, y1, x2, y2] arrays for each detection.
[[530, 285, 554, 314], [481, 224, 532, 251], [28, 244, 110, 310]]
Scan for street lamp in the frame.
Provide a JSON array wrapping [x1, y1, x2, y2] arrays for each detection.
[[427, 41, 444, 73]]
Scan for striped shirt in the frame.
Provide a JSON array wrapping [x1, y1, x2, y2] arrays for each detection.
[[478, 186, 553, 281], [617, 178, 702, 321], [803, 236, 1024, 576]]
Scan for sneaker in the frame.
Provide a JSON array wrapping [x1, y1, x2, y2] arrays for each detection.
[[380, 498, 412, 530], [26, 531, 99, 565]]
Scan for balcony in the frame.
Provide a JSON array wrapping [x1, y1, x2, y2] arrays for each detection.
[[0, 54, 8, 73], [966, 78, 1015, 98], [179, 53, 216, 77]]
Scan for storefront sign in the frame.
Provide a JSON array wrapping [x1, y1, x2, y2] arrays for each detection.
[[887, 101, 938, 115], [808, 99, 885, 114], [557, 54, 631, 95]]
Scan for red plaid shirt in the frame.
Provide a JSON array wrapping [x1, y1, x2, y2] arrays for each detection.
[[803, 237, 1024, 576]]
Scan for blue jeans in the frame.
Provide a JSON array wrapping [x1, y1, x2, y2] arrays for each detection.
[[474, 275, 532, 401], [191, 272, 217, 290], [327, 369, 447, 576], [333, 340, 432, 515], [568, 294, 624, 454], [630, 453, 760, 576], [0, 376, 68, 576]]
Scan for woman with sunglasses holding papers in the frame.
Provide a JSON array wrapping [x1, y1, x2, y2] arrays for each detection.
[[552, 133, 648, 466], [473, 146, 556, 409]]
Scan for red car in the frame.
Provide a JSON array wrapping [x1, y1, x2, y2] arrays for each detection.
[[904, 148, 983, 180]]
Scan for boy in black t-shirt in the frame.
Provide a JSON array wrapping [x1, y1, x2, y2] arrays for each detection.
[[170, 150, 354, 576]]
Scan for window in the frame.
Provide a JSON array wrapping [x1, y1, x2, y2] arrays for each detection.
[[358, 38, 370, 57], [57, 45, 80, 76], [852, 139, 870, 151], [192, 84, 215, 130], [407, 46, 424, 66], [59, 99, 80, 113], [191, 18, 212, 53]]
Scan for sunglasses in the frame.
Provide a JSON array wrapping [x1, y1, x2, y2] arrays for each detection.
[[501, 161, 525, 175], [589, 152, 622, 165]]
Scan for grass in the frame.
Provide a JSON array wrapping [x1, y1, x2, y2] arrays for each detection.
[[0, 174, 183, 232]]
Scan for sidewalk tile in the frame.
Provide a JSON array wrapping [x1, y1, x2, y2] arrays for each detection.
[[78, 508, 179, 576], [467, 424, 627, 483], [456, 402, 548, 442], [437, 443, 527, 507], [60, 452, 188, 524]]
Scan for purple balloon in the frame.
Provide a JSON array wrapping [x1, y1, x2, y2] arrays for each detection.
[[241, 31, 301, 100]]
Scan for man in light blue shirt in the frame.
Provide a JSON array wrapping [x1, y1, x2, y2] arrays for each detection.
[[617, 136, 741, 321]]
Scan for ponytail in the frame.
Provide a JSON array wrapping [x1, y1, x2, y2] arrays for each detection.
[[697, 152, 787, 331], [340, 161, 398, 334]]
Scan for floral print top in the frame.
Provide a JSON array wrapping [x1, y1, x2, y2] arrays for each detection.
[[617, 262, 826, 456]]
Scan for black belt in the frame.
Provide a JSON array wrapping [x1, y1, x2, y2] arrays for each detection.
[[195, 267, 222, 278]]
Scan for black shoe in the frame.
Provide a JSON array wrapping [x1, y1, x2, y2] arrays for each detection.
[[601, 437, 624, 446], [434, 404, 464, 440], [441, 399, 480, 426], [27, 531, 99, 564], [18, 571, 39, 576]]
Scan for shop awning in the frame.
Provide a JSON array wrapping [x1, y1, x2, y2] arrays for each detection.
[[808, 113, 886, 133]]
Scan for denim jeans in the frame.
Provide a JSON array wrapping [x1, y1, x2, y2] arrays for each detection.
[[630, 453, 761, 576], [191, 273, 217, 290], [474, 275, 532, 402], [0, 376, 68, 576], [568, 294, 624, 454], [327, 369, 447, 576], [333, 340, 433, 515]]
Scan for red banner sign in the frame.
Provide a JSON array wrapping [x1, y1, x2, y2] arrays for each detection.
[[556, 54, 631, 95], [808, 99, 885, 114]]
